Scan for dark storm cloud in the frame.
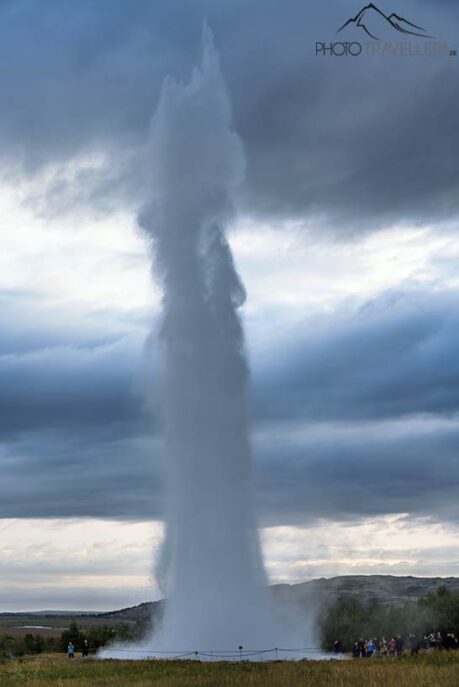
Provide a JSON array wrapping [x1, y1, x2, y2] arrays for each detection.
[[1, 0, 458, 527], [0, 287, 158, 434], [0, 429, 164, 520], [0, 336, 142, 435], [254, 417, 459, 526], [1, 285, 458, 524], [251, 286, 459, 525], [0, 0, 457, 227], [252, 288, 459, 422], [0, 300, 161, 519]]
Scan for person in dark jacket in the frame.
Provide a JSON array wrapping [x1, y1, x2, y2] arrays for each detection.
[[82, 639, 89, 657], [358, 638, 366, 658], [333, 640, 342, 654], [409, 634, 420, 656]]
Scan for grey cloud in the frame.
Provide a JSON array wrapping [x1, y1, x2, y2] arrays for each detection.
[[0, 0, 457, 228], [4, 414, 458, 526], [0, 553, 145, 580], [0, 289, 148, 355], [0, 337, 143, 435], [252, 288, 459, 422], [1, 285, 459, 525], [255, 417, 459, 526], [0, 429, 164, 520], [1, 0, 458, 527], [0, 585, 147, 612], [4, 285, 457, 437]]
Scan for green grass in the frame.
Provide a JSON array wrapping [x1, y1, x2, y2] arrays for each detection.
[[1, 652, 458, 686]]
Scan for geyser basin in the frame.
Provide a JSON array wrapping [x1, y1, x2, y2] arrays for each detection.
[[99, 646, 337, 661], [101, 26, 315, 658]]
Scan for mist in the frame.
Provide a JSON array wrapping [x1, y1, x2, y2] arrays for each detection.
[[101, 26, 312, 657], [141, 24, 274, 650]]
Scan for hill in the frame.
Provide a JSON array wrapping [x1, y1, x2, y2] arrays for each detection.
[[2, 575, 458, 629], [272, 574, 459, 610], [94, 575, 459, 621]]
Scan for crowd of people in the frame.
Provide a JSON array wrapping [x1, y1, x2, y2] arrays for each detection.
[[341, 631, 459, 657]]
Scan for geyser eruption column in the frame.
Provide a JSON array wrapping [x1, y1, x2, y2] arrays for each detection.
[[141, 29, 276, 649]]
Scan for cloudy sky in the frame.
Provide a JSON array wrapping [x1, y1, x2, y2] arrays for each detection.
[[1, 0, 459, 611]]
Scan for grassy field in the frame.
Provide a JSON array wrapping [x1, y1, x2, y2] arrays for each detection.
[[0, 615, 132, 638], [0, 652, 458, 687]]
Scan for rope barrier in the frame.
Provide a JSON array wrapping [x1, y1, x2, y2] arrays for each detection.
[[94, 646, 326, 660]]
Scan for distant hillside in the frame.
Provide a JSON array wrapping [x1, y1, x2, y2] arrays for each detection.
[[3, 576, 458, 624], [271, 575, 459, 611], [96, 600, 163, 623], [94, 575, 459, 621]]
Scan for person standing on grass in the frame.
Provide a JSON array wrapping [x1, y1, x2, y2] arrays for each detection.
[[358, 637, 367, 658], [409, 634, 420, 656], [333, 639, 342, 654], [82, 639, 89, 657], [380, 638, 388, 657], [366, 639, 376, 657], [389, 637, 397, 656], [67, 642, 75, 659]]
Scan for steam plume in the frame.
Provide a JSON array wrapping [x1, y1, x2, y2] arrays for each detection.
[[141, 25, 276, 650], [100, 27, 312, 658]]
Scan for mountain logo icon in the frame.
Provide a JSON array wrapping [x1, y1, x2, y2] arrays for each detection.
[[337, 3, 433, 41]]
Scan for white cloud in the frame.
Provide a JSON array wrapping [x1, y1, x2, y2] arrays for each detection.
[[0, 181, 157, 324], [1, 516, 459, 611], [0, 519, 164, 611], [261, 516, 459, 584], [231, 217, 459, 323]]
